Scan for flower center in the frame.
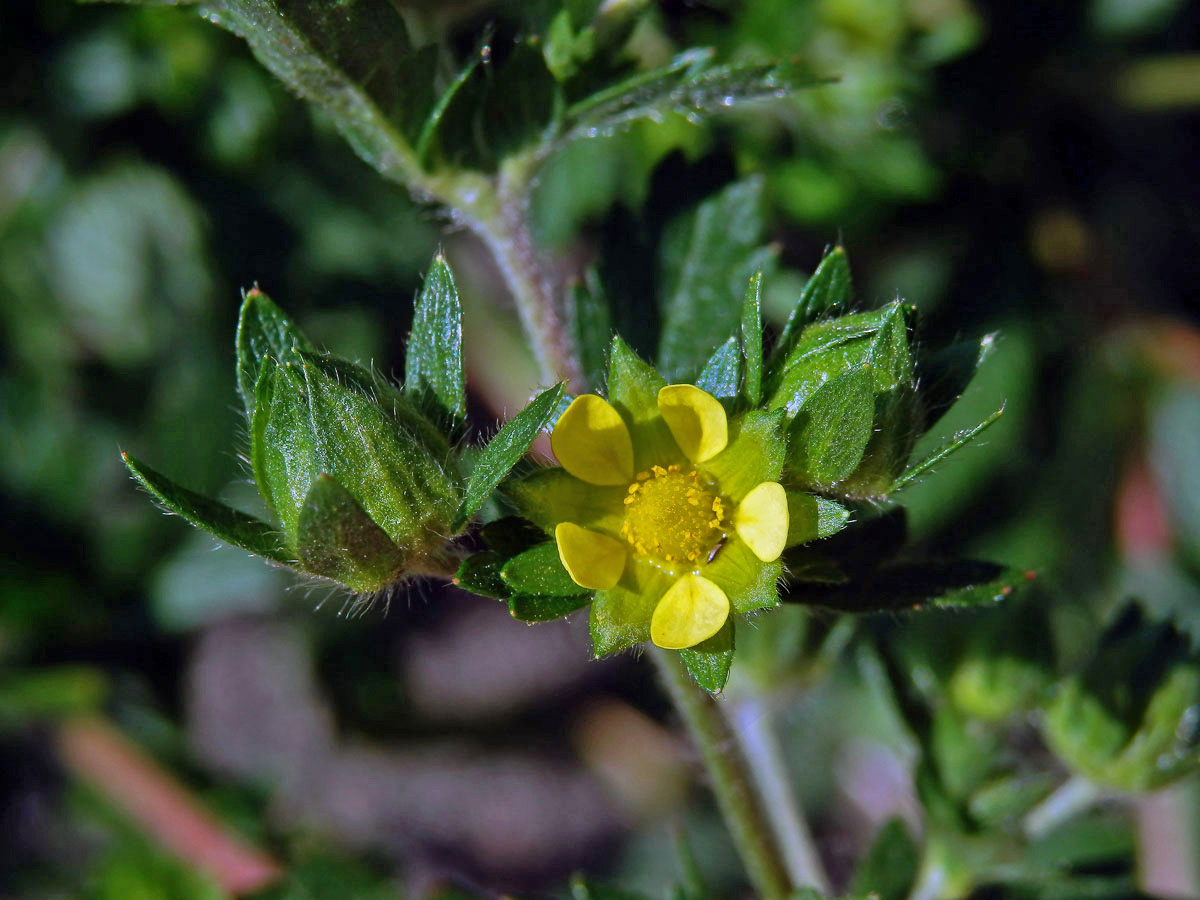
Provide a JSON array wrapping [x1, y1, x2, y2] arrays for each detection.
[[620, 464, 727, 571]]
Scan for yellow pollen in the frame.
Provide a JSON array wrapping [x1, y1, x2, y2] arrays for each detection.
[[621, 465, 727, 572], [636, 471, 651, 481]]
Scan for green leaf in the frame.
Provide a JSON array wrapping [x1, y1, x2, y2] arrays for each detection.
[[888, 407, 1004, 494], [295, 474, 405, 592], [405, 254, 465, 422], [235, 286, 315, 419], [695, 336, 741, 402], [251, 354, 459, 548], [563, 51, 827, 143], [679, 619, 734, 693], [741, 271, 764, 407], [657, 177, 773, 381], [415, 54, 480, 166], [123, 452, 292, 563], [848, 819, 919, 900], [787, 560, 1028, 614], [785, 492, 851, 548], [770, 245, 851, 372], [428, 39, 560, 171], [455, 551, 510, 600], [767, 302, 903, 418], [509, 592, 590, 622], [500, 541, 581, 597], [194, 0, 432, 184], [787, 367, 876, 488], [453, 383, 565, 530]]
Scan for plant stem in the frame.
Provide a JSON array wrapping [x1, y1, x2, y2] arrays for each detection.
[[1022, 774, 1104, 839], [731, 694, 832, 894], [436, 161, 584, 389], [651, 647, 793, 900]]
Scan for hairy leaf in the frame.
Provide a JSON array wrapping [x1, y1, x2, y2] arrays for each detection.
[[453, 383, 565, 530], [455, 550, 509, 600], [680, 620, 734, 693], [770, 245, 851, 372], [235, 287, 314, 419], [787, 367, 876, 488], [509, 592, 590, 622], [500, 541, 581, 597], [695, 336, 742, 402], [789, 560, 1030, 614], [296, 474, 405, 592], [741, 271, 764, 407], [123, 453, 292, 563], [405, 254, 465, 422], [563, 51, 826, 143]]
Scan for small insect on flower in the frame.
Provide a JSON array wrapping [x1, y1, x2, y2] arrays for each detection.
[[511, 341, 789, 656]]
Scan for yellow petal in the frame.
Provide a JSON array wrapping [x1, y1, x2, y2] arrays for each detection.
[[555, 522, 627, 590], [733, 481, 789, 562], [657, 384, 728, 463], [551, 394, 634, 486], [650, 574, 730, 649]]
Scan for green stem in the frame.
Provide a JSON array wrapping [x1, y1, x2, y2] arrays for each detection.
[[434, 160, 584, 389], [651, 647, 793, 900], [1022, 774, 1104, 839], [731, 695, 831, 894]]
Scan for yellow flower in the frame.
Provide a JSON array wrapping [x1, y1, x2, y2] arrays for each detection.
[[510, 339, 789, 655]]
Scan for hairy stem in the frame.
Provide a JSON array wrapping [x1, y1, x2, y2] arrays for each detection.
[[651, 647, 793, 900], [436, 161, 584, 389], [731, 695, 832, 894]]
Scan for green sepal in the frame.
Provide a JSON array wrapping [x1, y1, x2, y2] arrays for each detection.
[[679, 619, 734, 693], [500, 541, 581, 597], [122, 452, 292, 564], [405, 253, 466, 422], [509, 592, 590, 623], [695, 336, 741, 403], [657, 177, 773, 382], [506, 467, 626, 535], [769, 245, 851, 376], [786, 492, 851, 548], [590, 563, 672, 657], [295, 474, 406, 593], [706, 540, 782, 615], [455, 551, 509, 600], [235, 286, 315, 419], [453, 383, 565, 531], [740, 271, 764, 407], [787, 560, 1027, 614], [848, 818, 919, 900], [251, 353, 459, 551], [787, 367, 876, 489], [607, 335, 676, 470], [704, 409, 786, 501]]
